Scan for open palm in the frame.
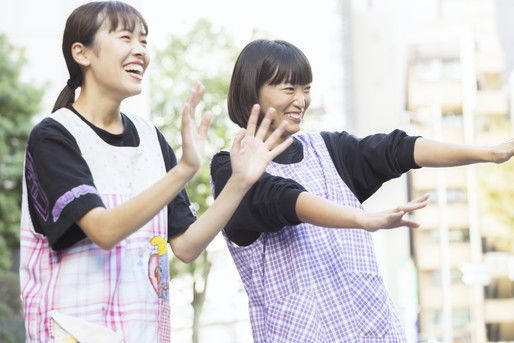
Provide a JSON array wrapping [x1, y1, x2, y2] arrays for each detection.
[[363, 194, 430, 232], [230, 105, 292, 187], [179, 83, 212, 175]]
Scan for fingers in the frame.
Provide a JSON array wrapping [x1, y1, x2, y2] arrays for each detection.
[[399, 218, 420, 229], [384, 212, 420, 230], [394, 195, 429, 212], [198, 111, 212, 139], [231, 129, 246, 154], [269, 137, 294, 159], [411, 194, 430, 203], [188, 82, 204, 109], [391, 206, 422, 229], [181, 82, 207, 140], [255, 108, 276, 140], [370, 211, 404, 231], [184, 82, 205, 121], [508, 139, 514, 159], [245, 104, 260, 137], [387, 211, 404, 223], [265, 119, 288, 148], [181, 103, 192, 133], [397, 200, 428, 213], [371, 205, 423, 231]]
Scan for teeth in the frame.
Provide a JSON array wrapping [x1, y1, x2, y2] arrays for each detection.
[[287, 113, 302, 119], [123, 64, 143, 74]]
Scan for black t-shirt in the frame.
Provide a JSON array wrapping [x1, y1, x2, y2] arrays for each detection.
[[210, 130, 421, 246], [25, 106, 196, 250]]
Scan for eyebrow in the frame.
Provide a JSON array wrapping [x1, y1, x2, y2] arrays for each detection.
[[116, 28, 147, 36]]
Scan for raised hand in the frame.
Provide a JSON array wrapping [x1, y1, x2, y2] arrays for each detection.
[[361, 194, 430, 232], [179, 83, 212, 177], [230, 104, 292, 187], [490, 138, 514, 164]]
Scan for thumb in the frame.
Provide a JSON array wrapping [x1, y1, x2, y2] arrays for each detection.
[[231, 129, 246, 154]]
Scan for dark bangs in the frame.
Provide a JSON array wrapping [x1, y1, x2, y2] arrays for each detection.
[[260, 40, 312, 86], [101, 1, 148, 35], [228, 39, 313, 128]]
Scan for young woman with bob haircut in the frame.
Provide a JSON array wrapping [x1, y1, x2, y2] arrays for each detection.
[[211, 39, 513, 342]]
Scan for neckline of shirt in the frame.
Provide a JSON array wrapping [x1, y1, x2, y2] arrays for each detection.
[[66, 105, 140, 147], [273, 137, 304, 164]]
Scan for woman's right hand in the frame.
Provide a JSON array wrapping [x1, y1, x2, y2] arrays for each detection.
[[359, 194, 429, 232], [229, 104, 293, 189], [178, 83, 212, 178]]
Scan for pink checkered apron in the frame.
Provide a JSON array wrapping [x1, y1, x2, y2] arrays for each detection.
[[20, 108, 171, 342], [224, 133, 406, 342]]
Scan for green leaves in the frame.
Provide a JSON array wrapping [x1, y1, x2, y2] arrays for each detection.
[[151, 19, 238, 219], [0, 33, 43, 341], [0, 34, 43, 270], [151, 21, 239, 342]]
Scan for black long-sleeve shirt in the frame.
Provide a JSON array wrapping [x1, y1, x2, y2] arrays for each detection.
[[210, 130, 421, 246]]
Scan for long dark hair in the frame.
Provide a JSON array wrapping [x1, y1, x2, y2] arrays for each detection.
[[52, 1, 148, 112], [228, 39, 312, 128]]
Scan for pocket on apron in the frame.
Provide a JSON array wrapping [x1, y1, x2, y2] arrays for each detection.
[[345, 272, 392, 338], [51, 311, 123, 343], [265, 289, 324, 343]]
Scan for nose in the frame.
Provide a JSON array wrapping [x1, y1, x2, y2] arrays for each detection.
[[132, 41, 147, 57], [293, 91, 306, 110]]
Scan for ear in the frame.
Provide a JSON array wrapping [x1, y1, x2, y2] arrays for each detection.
[[71, 42, 90, 67]]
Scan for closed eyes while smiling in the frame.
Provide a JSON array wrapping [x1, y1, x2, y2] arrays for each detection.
[[281, 85, 311, 93], [118, 32, 147, 46]]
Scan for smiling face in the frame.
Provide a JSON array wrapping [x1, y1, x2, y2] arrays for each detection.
[[83, 20, 149, 101], [228, 40, 313, 132], [258, 82, 311, 137]]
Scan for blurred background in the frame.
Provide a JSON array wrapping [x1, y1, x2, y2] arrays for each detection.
[[1, 0, 513, 342]]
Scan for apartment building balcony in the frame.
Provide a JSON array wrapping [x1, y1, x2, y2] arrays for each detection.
[[416, 242, 472, 270], [411, 167, 468, 190], [475, 90, 508, 116], [419, 284, 474, 308], [413, 203, 469, 230], [484, 298, 514, 323], [407, 80, 462, 113]]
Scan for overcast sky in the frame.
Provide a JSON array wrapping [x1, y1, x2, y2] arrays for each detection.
[[2, 0, 345, 126]]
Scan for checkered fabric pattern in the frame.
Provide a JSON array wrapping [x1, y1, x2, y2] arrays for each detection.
[[224, 133, 407, 342], [20, 109, 171, 342]]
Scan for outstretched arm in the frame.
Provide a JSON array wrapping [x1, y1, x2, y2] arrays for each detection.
[[413, 137, 514, 167], [296, 193, 429, 232], [169, 105, 293, 262], [76, 84, 210, 250]]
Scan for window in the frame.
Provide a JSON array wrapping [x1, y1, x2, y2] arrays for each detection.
[[426, 188, 467, 204]]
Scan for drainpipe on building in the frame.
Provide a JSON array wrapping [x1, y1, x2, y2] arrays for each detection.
[[460, 29, 487, 343], [432, 100, 453, 343]]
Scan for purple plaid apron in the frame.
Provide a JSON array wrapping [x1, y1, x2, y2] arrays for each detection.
[[223, 133, 406, 342]]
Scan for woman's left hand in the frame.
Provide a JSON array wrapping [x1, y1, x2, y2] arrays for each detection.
[[489, 138, 514, 164], [178, 83, 213, 177]]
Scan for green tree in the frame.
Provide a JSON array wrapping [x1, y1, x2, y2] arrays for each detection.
[[0, 33, 43, 342], [150, 19, 238, 343]]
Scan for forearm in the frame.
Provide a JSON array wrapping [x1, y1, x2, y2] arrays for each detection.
[[77, 163, 195, 249], [296, 192, 365, 229], [169, 176, 250, 262], [414, 138, 492, 167]]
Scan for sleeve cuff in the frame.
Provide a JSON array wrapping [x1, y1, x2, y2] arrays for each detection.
[[279, 189, 305, 225], [399, 135, 422, 172], [48, 192, 105, 250], [168, 202, 196, 238]]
